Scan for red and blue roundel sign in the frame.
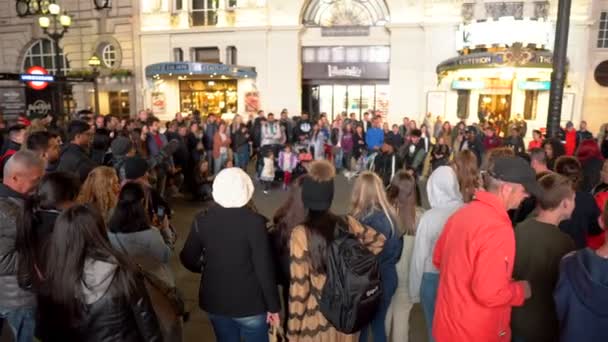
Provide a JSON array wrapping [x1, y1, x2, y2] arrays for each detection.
[[23, 66, 52, 90]]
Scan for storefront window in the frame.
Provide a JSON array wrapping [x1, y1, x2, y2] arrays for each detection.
[[333, 85, 347, 120], [109, 91, 130, 118], [314, 84, 387, 120], [180, 80, 237, 116], [523, 90, 538, 120]]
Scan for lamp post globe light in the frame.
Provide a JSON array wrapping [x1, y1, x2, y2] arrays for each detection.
[[88, 55, 101, 115], [38, 3, 71, 119]]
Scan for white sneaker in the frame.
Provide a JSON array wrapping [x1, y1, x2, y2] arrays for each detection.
[[263, 190, 269, 195]]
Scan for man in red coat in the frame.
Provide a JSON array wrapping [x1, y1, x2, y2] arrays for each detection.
[[432, 157, 540, 341]]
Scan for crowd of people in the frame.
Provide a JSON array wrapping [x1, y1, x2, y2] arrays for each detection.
[[0, 106, 607, 342]]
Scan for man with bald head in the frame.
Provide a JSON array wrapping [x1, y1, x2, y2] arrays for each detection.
[[0, 150, 45, 341]]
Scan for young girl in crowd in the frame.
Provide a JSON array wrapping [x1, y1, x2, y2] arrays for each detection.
[[261, 149, 276, 194], [385, 171, 421, 342], [287, 161, 385, 342], [213, 122, 231, 174], [341, 123, 355, 171], [36, 205, 162, 340], [76, 166, 120, 223], [191, 159, 212, 202], [310, 124, 327, 160], [278, 144, 297, 190], [351, 172, 404, 342]]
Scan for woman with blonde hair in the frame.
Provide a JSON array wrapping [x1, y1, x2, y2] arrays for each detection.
[[450, 150, 480, 203], [77, 166, 120, 222], [384, 171, 422, 342], [351, 171, 403, 342]]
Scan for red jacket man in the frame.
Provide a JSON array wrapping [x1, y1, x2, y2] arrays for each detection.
[[432, 157, 539, 341]]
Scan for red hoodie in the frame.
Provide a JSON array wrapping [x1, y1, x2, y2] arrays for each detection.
[[433, 191, 526, 342], [565, 129, 577, 156]]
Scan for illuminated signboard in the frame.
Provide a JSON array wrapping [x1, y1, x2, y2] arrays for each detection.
[[22, 66, 53, 90], [518, 81, 551, 90], [456, 17, 553, 51], [452, 80, 485, 90]]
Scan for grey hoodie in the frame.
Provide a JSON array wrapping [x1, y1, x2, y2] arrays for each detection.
[[82, 258, 118, 305], [409, 166, 464, 302]]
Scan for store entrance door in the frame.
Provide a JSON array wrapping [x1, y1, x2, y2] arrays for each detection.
[[478, 94, 511, 136]]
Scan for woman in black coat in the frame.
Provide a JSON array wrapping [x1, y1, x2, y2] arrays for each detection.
[[180, 168, 280, 340]]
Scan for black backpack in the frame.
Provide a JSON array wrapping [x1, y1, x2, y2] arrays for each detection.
[[319, 219, 382, 334]]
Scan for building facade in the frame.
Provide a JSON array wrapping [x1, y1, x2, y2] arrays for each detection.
[[0, 0, 138, 119], [0, 0, 604, 133], [137, 0, 606, 134]]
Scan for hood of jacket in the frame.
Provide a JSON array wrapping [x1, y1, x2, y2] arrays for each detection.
[[563, 249, 608, 316], [82, 258, 118, 305], [426, 166, 462, 208]]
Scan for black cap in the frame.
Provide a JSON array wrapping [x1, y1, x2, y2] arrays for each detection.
[[124, 156, 150, 180], [301, 177, 334, 211], [489, 157, 541, 196], [8, 124, 26, 133], [465, 125, 477, 134]]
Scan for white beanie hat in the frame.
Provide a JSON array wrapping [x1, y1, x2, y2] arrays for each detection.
[[212, 167, 254, 208]]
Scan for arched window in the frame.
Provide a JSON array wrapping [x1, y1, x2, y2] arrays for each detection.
[[102, 44, 117, 67], [22, 38, 70, 75], [302, 0, 390, 27]]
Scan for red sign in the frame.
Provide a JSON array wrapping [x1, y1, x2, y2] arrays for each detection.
[[25, 66, 50, 90]]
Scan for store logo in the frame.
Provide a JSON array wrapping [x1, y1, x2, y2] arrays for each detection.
[[328, 65, 362, 78], [28, 100, 51, 115]]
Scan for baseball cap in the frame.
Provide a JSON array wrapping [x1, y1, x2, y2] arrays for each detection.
[[489, 157, 541, 196]]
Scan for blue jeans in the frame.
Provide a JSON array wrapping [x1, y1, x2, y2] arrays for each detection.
[[214, 152, 228, 174], [420, 272, 439, 342], [334, 148, 343, 170], [360, 268, 398, 342], [235, 145, 250, 170], [208, 313, 268, 342], [0, 306, 36, 342]]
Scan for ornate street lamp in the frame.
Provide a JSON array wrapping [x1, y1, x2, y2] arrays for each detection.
[[38, 3, 71, 118], [88, 54, 101, 116]]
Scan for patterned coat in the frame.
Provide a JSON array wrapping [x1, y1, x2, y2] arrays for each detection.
[[287, 216, 386, 342]]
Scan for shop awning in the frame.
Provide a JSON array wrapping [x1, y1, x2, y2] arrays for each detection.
[[145, 62, 257, 79], [437, 48, 556, 76]]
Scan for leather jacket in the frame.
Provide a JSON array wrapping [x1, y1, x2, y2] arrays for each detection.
[[37, 259, 162, 342]]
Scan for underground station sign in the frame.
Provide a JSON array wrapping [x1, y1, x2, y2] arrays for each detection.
[[20, 66, 54, 90]]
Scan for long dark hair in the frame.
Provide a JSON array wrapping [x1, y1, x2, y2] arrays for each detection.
[[272, 176, 307, 254], [108, 182, 150, 234], [44, 205, 137, 327], [387, 171, 417, 235], [17, 172, 80, 289], [304, 210, 341, 274]]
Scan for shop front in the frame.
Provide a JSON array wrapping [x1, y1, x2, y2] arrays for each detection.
[[435, 17, 568, 137], [301, 45, 390, 120], [144, 62, 257, 120]]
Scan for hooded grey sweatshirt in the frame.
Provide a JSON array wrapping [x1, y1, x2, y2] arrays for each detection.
[[409, 166, 464, 302]]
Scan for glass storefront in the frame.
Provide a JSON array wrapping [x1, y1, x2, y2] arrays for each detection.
[[179, 80, 237, 116], [307, 83, 389, 120]]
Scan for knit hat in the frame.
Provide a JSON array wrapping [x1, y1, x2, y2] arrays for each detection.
[[212, 167, 254, 208], [123, 156, 150, 180], [111, 136, 133, 158], [301, 160, 336, 211]]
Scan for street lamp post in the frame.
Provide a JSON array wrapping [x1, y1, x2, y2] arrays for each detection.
[[546, 0, 572, 138], [38, 3, 71, 119], [88, 55, 101, 116]]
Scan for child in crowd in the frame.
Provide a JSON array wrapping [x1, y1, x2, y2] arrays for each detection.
[[193, 159, 213, 201], [278, 144, 298, 190], [260, 150, 276, 194]]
